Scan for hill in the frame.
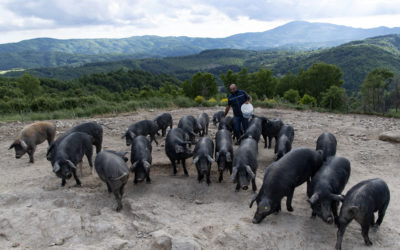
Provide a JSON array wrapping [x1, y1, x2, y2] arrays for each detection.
[[6, 34, 400, 92], [1, 21, 400, 70]]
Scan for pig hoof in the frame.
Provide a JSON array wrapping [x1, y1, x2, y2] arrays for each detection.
[[75, 184, 82, 187], [365, 240, 372, 246], [287, 206, 294, 212]]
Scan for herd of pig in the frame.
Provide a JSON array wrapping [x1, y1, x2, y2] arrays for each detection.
[[8, 110, 390, 250]]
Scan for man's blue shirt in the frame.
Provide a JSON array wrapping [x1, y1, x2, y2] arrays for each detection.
[[228, 90, 250, 117]]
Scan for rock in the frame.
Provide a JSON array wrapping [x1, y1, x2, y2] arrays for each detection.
[[172, 237, 201, 250], [151, 230, 172, 250], [379, 131, 400, 143]]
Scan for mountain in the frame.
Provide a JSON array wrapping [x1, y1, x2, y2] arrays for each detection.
[[6, 34, 399, 92], [1, 21, 400, 70]]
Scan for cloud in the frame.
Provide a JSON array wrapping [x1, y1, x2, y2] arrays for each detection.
[[0, 0, 400, 43]]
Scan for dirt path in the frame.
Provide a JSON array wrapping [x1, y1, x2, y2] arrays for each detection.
[[1, 107, 399, 249]]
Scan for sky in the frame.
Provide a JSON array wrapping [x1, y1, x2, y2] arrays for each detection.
[[1, 0, 400, 44]]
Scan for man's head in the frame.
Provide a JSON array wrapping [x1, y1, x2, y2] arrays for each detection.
[[229, 84, 237, 94]]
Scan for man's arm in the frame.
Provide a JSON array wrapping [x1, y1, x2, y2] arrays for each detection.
[[224, 105, 230, 117]]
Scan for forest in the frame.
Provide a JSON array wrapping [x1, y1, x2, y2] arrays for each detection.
[[1, 61, 399, 121]]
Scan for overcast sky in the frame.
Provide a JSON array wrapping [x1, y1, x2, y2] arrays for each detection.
[[1, 0, 400, 44]]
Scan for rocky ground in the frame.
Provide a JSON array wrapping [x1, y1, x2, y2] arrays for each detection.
[[1, 107, 399, 249]]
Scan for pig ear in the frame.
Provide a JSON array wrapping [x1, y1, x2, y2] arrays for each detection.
[[349, 206, 359, 215], [175, 145, 184, 153], [207, 155, 214, 163], [130, 161, 138, 172], [308, 193, 320, 205], [226, 152, 232, 162], [122, 152, 129, 162], [331, 194, 344, 202], [245, 165, 255, 179], [66, 160, 77, 170], [249, 192, 258, 208], [193, 156, 199, 164], [129, 131, 136, 139], [215, 152, 219, 161], [9, 142, 15, 149], [121, 133, 126, 139], [53, 161, 61, 173], [144, 161, 151, 170], [20, 140, 28, 150], [231, 167, 238, 182]]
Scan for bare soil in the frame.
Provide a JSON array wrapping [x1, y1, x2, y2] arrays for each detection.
[[1, 107, 399, 249]]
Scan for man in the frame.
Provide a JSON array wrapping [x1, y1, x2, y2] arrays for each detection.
[[224, 84, 252, 143]]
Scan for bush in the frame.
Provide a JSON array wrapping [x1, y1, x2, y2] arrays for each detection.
[[283, 89, 300, 104], [194, 95, 206, 105], [219, 98, 228, 106], [207, 98, 218, 106], [299, 94, 317, 107], [174, 96, 196, 108]]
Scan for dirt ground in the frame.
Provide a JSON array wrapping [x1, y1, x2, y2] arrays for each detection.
[[1, 107, 399, 249]]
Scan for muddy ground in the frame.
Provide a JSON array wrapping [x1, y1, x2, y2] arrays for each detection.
[[1, 107, 399, 249]]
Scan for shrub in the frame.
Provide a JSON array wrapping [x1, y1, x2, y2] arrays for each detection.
[[207, 97, 218, 106], [283, 89, 300, 104], [219, 98, 228, 106], [194, 95, 206, 105], [299, 94, 317, 107]]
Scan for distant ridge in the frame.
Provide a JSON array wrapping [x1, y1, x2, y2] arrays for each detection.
[[1, 21, 400, 70]]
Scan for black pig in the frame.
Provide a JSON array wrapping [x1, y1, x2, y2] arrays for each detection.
[[193, 137, 214, 185], [232, 138, 258, 192], [130, 135, 152, 184], [250, 147, 324, 224], [316, 132, 337, 161], [94, 150, 129, 211], [308, 156, 351, 224], [165, 128, 193, 176], [153, 112, 173, 137], [215, 129, 233, 182], [335, 178, 390, 250], [122, 120, 158, 146]]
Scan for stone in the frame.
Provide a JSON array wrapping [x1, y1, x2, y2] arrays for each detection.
[[379, 131, 400, 143], [172, 237, 201, 250], [151, 230, 172, 250]]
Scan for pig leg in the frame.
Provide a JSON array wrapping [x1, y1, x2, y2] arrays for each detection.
[[151, 135, 159, 145], [375, 203, 388, 227], [61, 178, 66, 187], [86, 147, 94, 174], [162, 128, 166, 137], [114, 190, 123, 212], [206, 172, 211, 185], [182, 160, 189, 176], [106, 183, 112, 193], [335, 222, 349, 250], [218, 170, 223, 183], [251, 178, 257, 192], [72, 169, 82, 187], [235, 182, 240, 192], [146, 172, 151, 183], [306, 179, 312, 197], [286, 189, 294, 212], [171, 160, 178, 175], [361, 221, 372, 246], [28, 149, 35, 163], [332, 201, 339, 225]]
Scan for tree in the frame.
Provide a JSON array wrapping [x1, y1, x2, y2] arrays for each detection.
[[390, 77, 400, 112], [250, 68, 278, 98], [183, 72, 217, 98], [361, 68, 394, 113], [220, 69, 238, 91], [321, 85, 347, 111], [297, 63, 343, 103], [276, 71, 297, 97], [17, 73, 42, 99]]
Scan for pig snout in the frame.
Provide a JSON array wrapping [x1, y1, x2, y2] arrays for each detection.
[[242, 185, 248, 190]]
